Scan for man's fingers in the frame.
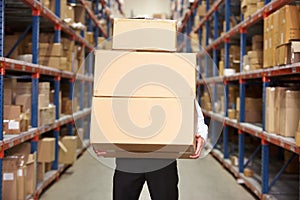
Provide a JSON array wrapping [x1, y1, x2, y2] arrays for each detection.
[[190, 136, 204, 159]]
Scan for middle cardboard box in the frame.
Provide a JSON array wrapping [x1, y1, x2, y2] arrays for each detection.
[[91, 50, 197, 158]]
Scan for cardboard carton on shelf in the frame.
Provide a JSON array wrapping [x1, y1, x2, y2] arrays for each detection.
[[4, 104, 21, 120], [93, 50, 196, 98], [38, 104, 56, 126], [3, 155, 26, 200], [4, 88, 12, 105], [112, 18, 177, 51], [278, 5, 300, 44], [38, 138, 55, 163], [58, 136, 78, 164], [90, 97, 196, 158], [37, 162, 45, 183], [279, 90, 300, 137], [275, 41, 300, 66], [27, 43, 62, 57], [265, 87, 276, 133], [26, 153, 37, 195]]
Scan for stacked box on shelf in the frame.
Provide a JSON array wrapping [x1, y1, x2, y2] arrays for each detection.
[[266, 87, 300, 137], [241, 0, 264, 19], [243, 35, 263, 71], [47, 0, 74, 25], [58, 136, 78, 165], [6, 142, 37, 196], [3, 156, 27, 200], [265, 5, 300, 68], [220, 45, 240, 75], [91, 18, 198, 158], [3, 104, 28, 134]]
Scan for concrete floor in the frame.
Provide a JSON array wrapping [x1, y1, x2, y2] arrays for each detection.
[[40, 150, 255, 200]]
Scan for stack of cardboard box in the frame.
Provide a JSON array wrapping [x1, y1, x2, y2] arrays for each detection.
[[37, 137, 56, 182], [91, 18, 198, 158], [241, 0, 264, 19], [264, 5, 300, 68], [266, 87, 300, 138], [4, 142, 36, 199], [236, 97, 262, 123]]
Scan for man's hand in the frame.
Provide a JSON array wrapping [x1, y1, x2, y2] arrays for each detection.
[[190, 135, 205, 159], [93, 146, 107, 157]]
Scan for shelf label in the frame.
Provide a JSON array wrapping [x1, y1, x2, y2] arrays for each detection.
[[3, 173, 14, 181], [8, 120, 19, 130]]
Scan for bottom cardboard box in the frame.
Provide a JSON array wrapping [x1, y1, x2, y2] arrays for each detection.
[[90, 97, 196, 159], [92, 144, 194, 159]]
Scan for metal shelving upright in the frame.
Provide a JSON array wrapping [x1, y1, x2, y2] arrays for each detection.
[[179, 0, 300, 199]]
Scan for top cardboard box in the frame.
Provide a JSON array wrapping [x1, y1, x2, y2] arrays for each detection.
[[112, 18, 177, 51], [93, 50, 196, 98]]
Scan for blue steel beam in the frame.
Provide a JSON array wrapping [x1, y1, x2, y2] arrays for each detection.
[[262, 76, 270, 131], [205, 0, 210, 78], [32, 9, 40, 64], [95, 0, 100, 45], [197, 25, 203, 103], [106, 0, 111, 37], [54, 0, 61, 42], [6, 24, 32, 58], [223, 125, 229, 158], [68, 78, 75, 136], [262, 139, 269, 194], [269, 153, 296, 191], [238, 130, 245, 173], [244, 144, 261, 168]]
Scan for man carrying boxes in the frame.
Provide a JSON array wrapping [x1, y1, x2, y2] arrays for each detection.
[[90, 18, 208, 200]]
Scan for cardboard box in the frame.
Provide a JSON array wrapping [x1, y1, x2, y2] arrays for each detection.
[[38, 138, 55, 162], [58, 136, 78, 164], [38, 105, 56, 126], [4, 105, 21, 120], [16, 94, 31, 113], [3, 120, 21, 134], [39, 56, 60, 67], [50, 90, 62, 116], [279, 90, 300, 137], [49, 0, 73, 24], [15, 82, 31, 95], [74, 5, 85, 23], [62, 97, 78, 114], [278, 5, 300, 44], [4, 88, 12, 105], [112, 18, 177, 51], [28, 43, 62, 57], [275, 41, 300, 65], [26, 153, 37, 195], [245, 97, 262, 112], [93, 50, 196, 98], [90, 97, 196, 158], [17, 164, 26, 200], [266, 87, 276, 133], [37, 162, 45, 182], [4, 34, 23, 59], [274, 87, 288, 133], [7, 142, 31, 162], [3, 156, 26, 200], [39, 94, 49, 108]]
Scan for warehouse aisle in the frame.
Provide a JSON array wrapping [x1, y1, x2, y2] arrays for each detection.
[[40, 150, 255, 200]]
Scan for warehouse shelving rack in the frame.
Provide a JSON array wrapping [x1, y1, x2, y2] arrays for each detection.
[[0, 0, 112, 199], [178, 0, 300, 199]]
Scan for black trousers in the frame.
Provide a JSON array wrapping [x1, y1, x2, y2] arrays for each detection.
[[113, 159, 179, 200]]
